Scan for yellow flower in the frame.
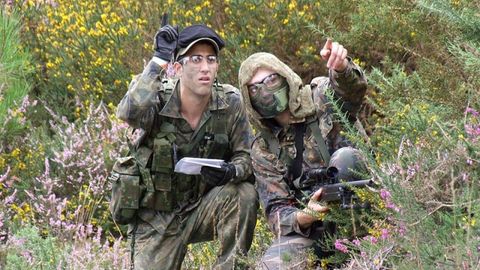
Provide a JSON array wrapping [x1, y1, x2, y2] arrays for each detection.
[[283, 18, 289, 25], [0, 156, 5, 169], [11, 148, 21, 158], [288, 1, 297, 11], [17, 162, 26, 170], [118, 26, 128, 36]]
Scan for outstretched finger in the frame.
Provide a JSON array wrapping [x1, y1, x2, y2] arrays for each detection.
[[320, 38, 332, 60], [322, 38, 333, 51], [327, 42, 340, 69]]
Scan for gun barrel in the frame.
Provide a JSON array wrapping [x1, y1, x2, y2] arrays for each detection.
[[320, 179, 373, 202]]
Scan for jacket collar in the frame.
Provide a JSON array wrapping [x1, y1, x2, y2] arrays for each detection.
[[159, 80, 229, 119]]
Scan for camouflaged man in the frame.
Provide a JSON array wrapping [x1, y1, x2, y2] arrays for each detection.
[[238, 39, 369, 269], [115, 23, 258, 270]]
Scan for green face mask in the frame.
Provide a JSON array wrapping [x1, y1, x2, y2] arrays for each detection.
[[249, 74, 289, 118]]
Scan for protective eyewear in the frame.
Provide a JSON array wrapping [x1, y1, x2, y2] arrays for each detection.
[[247, 73, 283, 94], [179, 55, 218, 66]]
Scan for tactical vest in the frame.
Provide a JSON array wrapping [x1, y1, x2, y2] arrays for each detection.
[[260, 115, 331, 166], [257, 115, 331, 191], [135, 79, 232, 212]]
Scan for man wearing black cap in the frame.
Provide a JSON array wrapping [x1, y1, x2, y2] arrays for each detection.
[[116, 24, 258, 270]]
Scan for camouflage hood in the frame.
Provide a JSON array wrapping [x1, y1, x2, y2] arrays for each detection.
[[238, 52, 315, 131]]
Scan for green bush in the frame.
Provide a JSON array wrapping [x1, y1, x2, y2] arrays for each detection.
[[5, 226, 63, 270], [0, 8, 33, 143]]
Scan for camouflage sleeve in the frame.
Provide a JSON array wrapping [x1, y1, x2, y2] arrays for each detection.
[[116, 60, 164, 130], [225, 86, 254, 182], [327, 57, 367, 118], [252, 138, 312, 237]]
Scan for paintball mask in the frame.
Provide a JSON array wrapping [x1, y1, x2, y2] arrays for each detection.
[[248, 73, 289, 118]]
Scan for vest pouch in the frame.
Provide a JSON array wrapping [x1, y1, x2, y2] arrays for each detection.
[[109, 156, 142, 224], [206, 134, 229, 159], [152, 172, 174, 211], [151, 137, 175, 212]]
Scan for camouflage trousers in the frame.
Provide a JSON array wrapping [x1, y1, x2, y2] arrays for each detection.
[[128, 181, 258, 270], [259, 220, 336, 270], [259, 235, 314, 270]]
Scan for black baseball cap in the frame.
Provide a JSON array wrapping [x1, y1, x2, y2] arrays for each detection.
[[175, 24, 225, 60]]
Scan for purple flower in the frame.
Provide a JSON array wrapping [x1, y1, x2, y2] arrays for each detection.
[[381, 228, 389, 240], [465, 107, 479, 117], [380, 189, 391, 200], [334, 239, 348, 253], [352, 239, 361, 246], [21, 250, 34, 265], [363, 235, 378, 244], [380, 189, 400, 212]]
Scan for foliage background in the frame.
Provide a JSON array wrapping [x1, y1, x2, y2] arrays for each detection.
[[0, 0, 479, 269]]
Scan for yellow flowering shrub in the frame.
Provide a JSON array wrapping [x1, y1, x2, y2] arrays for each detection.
[[19, 0, 150, 117]]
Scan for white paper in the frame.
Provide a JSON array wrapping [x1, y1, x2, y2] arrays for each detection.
[[174, 157, 225, 175]]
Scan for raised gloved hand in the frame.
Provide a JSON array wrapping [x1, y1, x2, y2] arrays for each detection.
[[153, 24, 178, 61], [200, 162, 236, 186]]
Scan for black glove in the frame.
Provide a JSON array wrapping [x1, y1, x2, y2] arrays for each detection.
[[200, 162, 236, 186], [153, 24, 178, 61]]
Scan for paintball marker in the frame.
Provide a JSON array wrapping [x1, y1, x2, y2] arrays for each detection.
[[297, 167, 374, 210], [161, 12, 168, 27]]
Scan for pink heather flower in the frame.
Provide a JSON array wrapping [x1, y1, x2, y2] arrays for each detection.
[[364, 235, 378, 244], [397, 222, 407, 236], [21, 250, 34, 265], [5, 190, 17, 205], [380, 189, 391, 200], [380, 189, 400, 212], [386, 202, 400, 212], [334, 239, 348, 253], [465, 107, 479, 117], [381, 228, 390, 240], [352, 239, 361, 246], [467, 159, 473, 165]]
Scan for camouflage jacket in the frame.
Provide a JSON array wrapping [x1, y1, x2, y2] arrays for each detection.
[[117, 60, 254, 187], [238, 53, 367, 237]]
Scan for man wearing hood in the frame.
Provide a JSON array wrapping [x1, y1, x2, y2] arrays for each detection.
[[238, 39, 368, 269], [115, 23, 258, 270]]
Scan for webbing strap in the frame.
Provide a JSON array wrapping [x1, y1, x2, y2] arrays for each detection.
[[135, 146, 154, 193], [130, 219, 138, 270], [307, 117, 331, 164], [290, 123, 306, 180]]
